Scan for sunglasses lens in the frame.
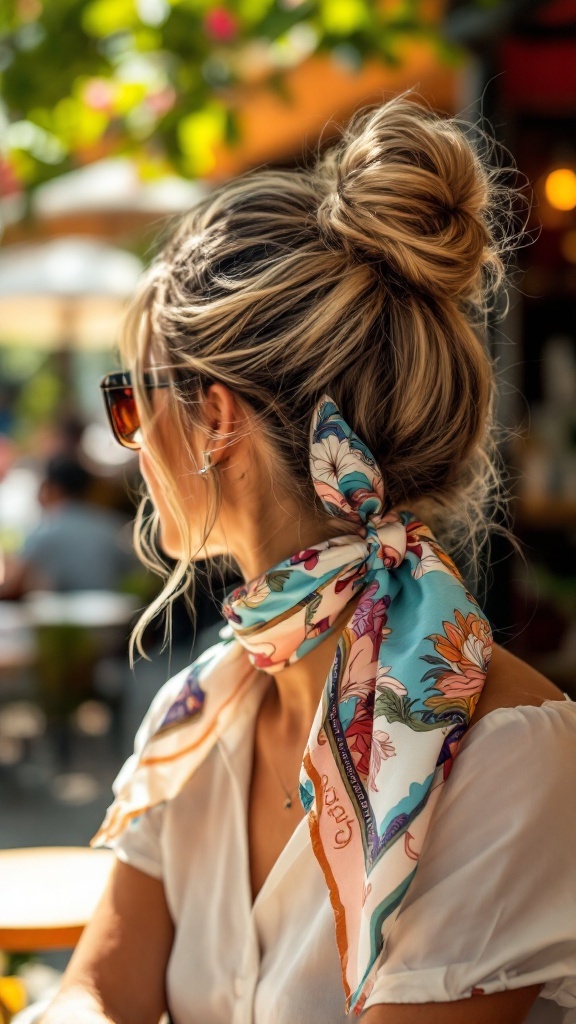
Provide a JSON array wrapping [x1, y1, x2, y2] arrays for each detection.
[[107, 388, 141, 449]]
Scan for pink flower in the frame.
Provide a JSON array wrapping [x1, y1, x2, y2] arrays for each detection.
[[83, 78, 115, 112], [314, 480, 359, 521], [348, 477, 385, 513], [290, 549, 320, 571], [0, 158, 21, 197], [381, 544, 402, 569], [350, 582, 390, 660], [245, 641, 279, 671], [349, 486, 380, 512], [147, 87, 176, 117], [340, 633, 378, 703], [222, 602, 242, 625], [204, 7, 238, 42], [240, 574, 271, 608], [252, 651, 275, 669], [369, 730, 396, 792]]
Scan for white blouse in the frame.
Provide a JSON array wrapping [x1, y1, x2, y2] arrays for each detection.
[[109, 664, 576, 1024]]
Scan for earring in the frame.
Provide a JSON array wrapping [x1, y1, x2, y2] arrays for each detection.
[[197, 450, 213, 476]]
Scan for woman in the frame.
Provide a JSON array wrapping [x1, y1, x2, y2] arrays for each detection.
[[39, 97, 575, 1024]]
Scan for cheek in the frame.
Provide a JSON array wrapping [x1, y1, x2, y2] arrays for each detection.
[[139, 450, 165, 514], [139, 448, 205, 560], [139, 450, 183, 557]]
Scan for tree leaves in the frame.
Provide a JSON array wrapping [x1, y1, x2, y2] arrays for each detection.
[[177, 101, 227, 174], [0, 0, 506, 191]]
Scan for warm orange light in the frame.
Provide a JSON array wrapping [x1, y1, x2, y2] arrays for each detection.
[[545, 168, 576, 211]]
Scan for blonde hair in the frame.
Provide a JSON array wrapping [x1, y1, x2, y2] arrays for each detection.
[[121, 94, 520, 657]]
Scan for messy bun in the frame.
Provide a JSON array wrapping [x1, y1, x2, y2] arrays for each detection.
[[121, 93, 520, 651], [317, 100, 503, 304]]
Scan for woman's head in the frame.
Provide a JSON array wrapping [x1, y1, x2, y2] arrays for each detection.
[[121, 93, 519, 651]]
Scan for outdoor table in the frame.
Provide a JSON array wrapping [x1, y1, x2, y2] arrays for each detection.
[[24, 591, 139, 630], [0, 847, 114, 951], [0, 591, 138, 675]]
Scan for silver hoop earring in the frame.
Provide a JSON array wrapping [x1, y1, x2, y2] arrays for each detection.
[[197, 450, 213, 476]]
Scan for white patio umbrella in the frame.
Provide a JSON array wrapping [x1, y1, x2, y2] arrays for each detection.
[[0, 237, 143, 350], [31, 157, 206, 218]]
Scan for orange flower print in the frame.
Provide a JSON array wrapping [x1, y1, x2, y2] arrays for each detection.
[[428, 610, 492, 699]]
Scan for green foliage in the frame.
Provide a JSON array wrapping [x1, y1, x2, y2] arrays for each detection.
[[320, 0, 370, 36], [81, 0, 140, 37], [374, 686, 410, 723], [374, 685, 437, 731], [13, 362, 62, 436], [266, 569, 291, 592], [177, 101, 227, 174], [0, 0, 505, 191]]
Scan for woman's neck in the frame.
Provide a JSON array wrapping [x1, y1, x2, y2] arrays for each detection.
[[220, 489, 364, 733], [258, 593, 362, 738], [217, 468, 356, 583], [233, 515, 343, 583]]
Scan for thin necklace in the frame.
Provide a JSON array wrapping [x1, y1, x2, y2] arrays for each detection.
[[270, 760, 300, 810], [257, 672, 301, 810]]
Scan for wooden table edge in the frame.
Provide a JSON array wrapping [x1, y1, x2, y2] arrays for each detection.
[[0, 924, 85, 952]]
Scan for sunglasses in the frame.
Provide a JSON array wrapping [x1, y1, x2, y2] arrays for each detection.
[[100, 370, 172, 450]]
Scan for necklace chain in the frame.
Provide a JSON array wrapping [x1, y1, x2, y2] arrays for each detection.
[[257, 672, 301, 811], [269, 759, 299, 810]]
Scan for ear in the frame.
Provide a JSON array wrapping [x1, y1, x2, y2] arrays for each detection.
[[201, 383, 245, 465]]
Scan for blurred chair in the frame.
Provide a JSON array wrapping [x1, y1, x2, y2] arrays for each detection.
[[25, 591, 138, 767]]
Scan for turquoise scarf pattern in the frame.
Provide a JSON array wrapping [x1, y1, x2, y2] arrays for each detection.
[[222, 396, 492, 1013]]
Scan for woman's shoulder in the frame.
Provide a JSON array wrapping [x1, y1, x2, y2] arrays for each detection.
[[454, 644, 576, 786], [131, 638, 248, 754], [425, 648, 576, 867], [369, 650, 576, 1015]]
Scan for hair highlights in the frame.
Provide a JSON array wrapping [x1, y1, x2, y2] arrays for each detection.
[[120, 93, 522, 657]]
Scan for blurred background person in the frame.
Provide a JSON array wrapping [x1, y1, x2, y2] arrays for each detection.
[[0, 455, 137, 599]]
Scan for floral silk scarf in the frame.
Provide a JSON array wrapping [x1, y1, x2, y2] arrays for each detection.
[[93, 395, 492, 1016]]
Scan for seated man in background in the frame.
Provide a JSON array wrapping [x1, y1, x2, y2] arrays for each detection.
[[0, 456, 137, 597]]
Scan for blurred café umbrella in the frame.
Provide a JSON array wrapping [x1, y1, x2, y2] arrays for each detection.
[[0, 237, 143, 352], [32, 157, 206, 218]]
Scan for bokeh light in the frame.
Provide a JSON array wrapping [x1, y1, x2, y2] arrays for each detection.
[[545, 167, 576, 211]]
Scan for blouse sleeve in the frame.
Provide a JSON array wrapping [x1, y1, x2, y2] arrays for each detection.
[[102, 664, 195, 880], [113, 802, 165, 880], [363, 700, 576, 1014]]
